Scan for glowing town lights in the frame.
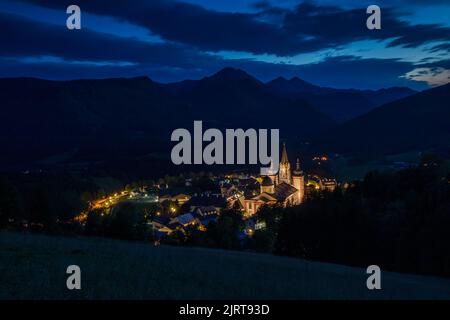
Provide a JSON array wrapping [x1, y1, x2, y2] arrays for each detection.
[[74, 212, 88, 223]]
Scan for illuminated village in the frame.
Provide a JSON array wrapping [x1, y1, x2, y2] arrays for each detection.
[[75, 144, 337, 242]]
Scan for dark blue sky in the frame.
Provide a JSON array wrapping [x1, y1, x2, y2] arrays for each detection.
[[0, 0, 449, 89]]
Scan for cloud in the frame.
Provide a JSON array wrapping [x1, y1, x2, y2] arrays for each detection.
[[403, 67, 450, 86], [17, 0, 450, 56], [406, 0, 450, 5], [430, 43, 450, 53], [0, 12, 223, 69], [283, 3, 450, 50], [0, 2, 444, 90], [403, 57, 450, 86], [16, 0, 306, 56]]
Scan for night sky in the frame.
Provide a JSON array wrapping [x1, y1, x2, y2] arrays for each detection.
[[1, 0, 449, 90]]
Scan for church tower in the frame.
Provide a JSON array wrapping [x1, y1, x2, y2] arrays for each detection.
[[260, 176, 275, 194], [292, 158, 305, 204], [278, 143, 292, 185]]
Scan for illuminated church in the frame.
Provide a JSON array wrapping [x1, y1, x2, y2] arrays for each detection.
[[243, 144, 305, 216]]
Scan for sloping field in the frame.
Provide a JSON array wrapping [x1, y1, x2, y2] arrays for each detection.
[[1, 232, 449, 299]]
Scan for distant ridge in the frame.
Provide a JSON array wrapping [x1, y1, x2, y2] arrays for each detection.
[[0, 68, 333, 167], [0, 67, 429, 166], [266, 75, 417, 122], [319, 83, 450, 155]]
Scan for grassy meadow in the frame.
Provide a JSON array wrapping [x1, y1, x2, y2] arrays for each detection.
[[1, 232, 449, 300]]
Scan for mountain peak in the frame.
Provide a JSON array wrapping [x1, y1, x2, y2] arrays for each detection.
[[290, 76, 313, 85], [268, 76, 312, 86], [129, 76, 153, 81], [269, 76, 288, 83], [267, 75, 322, 94], [209, 67, 257, 82]]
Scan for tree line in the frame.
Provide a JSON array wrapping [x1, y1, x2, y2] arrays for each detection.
[[255, 155, 450, 277], [1, 155, 449, 278]]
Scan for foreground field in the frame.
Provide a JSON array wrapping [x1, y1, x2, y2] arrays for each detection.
[[1, 232, 449, 299]]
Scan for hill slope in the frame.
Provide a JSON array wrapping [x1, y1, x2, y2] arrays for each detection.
[[266, 77, 416, 122], [1, 232, 449, 299], [0, 76, 176, 166], [321, 83, 450, 156], [164, 68, 334, 136], [0, 69, 334, 167]]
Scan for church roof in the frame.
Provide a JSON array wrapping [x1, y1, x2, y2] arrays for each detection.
[[274, 182, 298, 201], [250, 192, 277, 202], [281, 143, 289, 164]]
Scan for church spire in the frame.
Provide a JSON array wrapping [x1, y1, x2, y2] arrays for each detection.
[[293, 158, 302, 176], [281, 143, 289, 164], [278, 143, 292, 184]]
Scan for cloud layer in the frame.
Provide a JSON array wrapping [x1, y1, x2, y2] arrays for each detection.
[[0, 0, 449, 89]]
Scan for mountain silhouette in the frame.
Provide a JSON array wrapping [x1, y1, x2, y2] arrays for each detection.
[[266, 76, 416, 122], [1, 67, 435, 167], [320, 83, 450, 156], [0, 68, 333, 166]]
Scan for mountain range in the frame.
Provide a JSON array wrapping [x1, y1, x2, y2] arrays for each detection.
[[266, 76, 416, 122], [319, 82, 450, 156], [0, 67, 448, 168], [0, 68, 331, 167]]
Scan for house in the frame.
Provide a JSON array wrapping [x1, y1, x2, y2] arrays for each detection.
[[170, 213, 197, 227], [152, 216, 171, 230], [193, 212, 219, 230], [152, 216, 176, 239], [158, 187, 192, 204], [195, 205, 219, 216], [186, 195, 227, 214]]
